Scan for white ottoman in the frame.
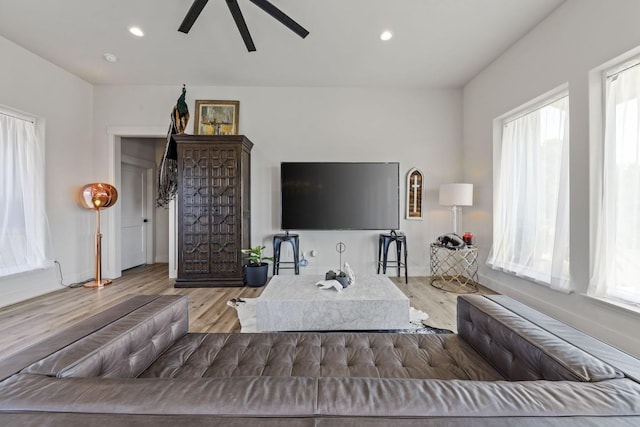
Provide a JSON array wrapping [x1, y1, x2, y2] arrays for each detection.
[[256, 275, 410, 331]]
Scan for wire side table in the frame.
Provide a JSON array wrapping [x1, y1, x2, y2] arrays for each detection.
[[430, 243, 479, 293]]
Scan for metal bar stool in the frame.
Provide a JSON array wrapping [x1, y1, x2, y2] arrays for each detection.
[[377, 232, 408, 283], [273, 233, 300, 275]]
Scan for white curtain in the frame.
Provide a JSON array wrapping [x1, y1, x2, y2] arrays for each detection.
[[487, 96, 571, 292], [589, 64, 640, 304], [0, 112, 53, 277]]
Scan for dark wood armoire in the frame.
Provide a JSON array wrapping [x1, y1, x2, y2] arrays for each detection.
[[173, 134, 253, 287]]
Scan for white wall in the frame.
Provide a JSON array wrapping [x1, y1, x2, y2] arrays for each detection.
[[463, 0, 640, 357], [93, 85, 462, 277], [0, 36, 94, 307]]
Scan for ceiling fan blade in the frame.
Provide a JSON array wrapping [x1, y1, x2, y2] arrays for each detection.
[[226, 0, 256, 52], [178, 0, 209, 33], [249, 0, 309, 39]]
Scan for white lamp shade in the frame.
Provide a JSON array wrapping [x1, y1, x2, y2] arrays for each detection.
[[439, 183, 473, 206]]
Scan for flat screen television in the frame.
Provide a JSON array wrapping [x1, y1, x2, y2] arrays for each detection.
[[280, 162, 400, 230]]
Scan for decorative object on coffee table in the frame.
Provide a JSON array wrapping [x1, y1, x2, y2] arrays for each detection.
[[344, 262, 356, 286], [336, 241, 346, 265], [325, 270, 337, 280], [335, 271, 349, 288], [241, 245, 273, 287], [324, 269, 349, 288], [336, 241, 348, 284], [322, 242, 352, 288], [316, 280, 344, 292]]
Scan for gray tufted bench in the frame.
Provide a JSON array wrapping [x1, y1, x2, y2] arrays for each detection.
[[21, 295, 188, 378], [140, 332, 504, 381], [0, 294, 639, 426]]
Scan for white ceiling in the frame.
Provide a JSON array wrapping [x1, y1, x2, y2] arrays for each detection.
[[0, 0, 564, 88]]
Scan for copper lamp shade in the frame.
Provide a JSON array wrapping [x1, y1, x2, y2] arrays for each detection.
[[80, 183, 118, 288]]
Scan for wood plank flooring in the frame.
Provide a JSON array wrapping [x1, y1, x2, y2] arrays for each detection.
[[0, 263, 494, 361]]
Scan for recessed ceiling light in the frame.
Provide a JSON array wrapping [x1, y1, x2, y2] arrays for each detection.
[[380, 30, 393, 41], [128, 26, 144, 37], [103, 53, 118, 63]]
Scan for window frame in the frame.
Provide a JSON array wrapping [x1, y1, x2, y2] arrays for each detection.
[[588, 49, 640, 308], [489, 84, 571, 290]]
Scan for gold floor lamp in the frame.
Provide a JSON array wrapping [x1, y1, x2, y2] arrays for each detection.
[[80, 183, 118, 288]]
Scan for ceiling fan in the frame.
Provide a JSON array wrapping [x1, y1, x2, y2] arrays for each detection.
[[178, 0, 309, 52]]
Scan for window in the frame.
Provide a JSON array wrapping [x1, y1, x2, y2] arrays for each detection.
[[589, 60, 640, 305], [0, 109, 52, 277], [488, 90, 571, 292]]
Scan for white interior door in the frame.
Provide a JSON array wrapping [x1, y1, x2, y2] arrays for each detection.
[[121, 163, 148, 270]]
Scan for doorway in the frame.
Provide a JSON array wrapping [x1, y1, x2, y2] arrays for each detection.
[[120, 161, 152, 270], [106, 127, 176, 280]]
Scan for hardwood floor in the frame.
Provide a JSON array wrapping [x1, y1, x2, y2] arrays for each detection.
[[0, 263, 494, 361]]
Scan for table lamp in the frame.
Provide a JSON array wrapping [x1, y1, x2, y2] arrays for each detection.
[[80, 183, 118, 288], [439, 183, 473, 235]]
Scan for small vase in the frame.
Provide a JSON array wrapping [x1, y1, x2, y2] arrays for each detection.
[[335, 276, 349, 288], [463, 232, 474, 246]]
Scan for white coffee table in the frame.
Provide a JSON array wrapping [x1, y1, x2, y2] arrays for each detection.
[[256, 275, 410, 332]]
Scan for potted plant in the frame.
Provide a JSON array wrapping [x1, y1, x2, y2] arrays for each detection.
[[241, 245, 273, 287]]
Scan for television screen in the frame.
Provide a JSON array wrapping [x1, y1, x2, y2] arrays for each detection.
[[280, 162, 400, 230]]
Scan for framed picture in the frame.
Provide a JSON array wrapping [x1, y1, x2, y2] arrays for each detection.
[[194, 100, 239, 135]]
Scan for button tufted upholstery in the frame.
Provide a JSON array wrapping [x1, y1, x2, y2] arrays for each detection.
[[140, 332, 504, 381], [457, 295, 623, 382], [22, 295, 188, 378], [2, 294, 639, 426]]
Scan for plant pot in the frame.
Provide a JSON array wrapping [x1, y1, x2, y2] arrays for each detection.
[[244, 263, 269, 287], [335, 276, 349, 288], [325, 271, 337, 280]]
